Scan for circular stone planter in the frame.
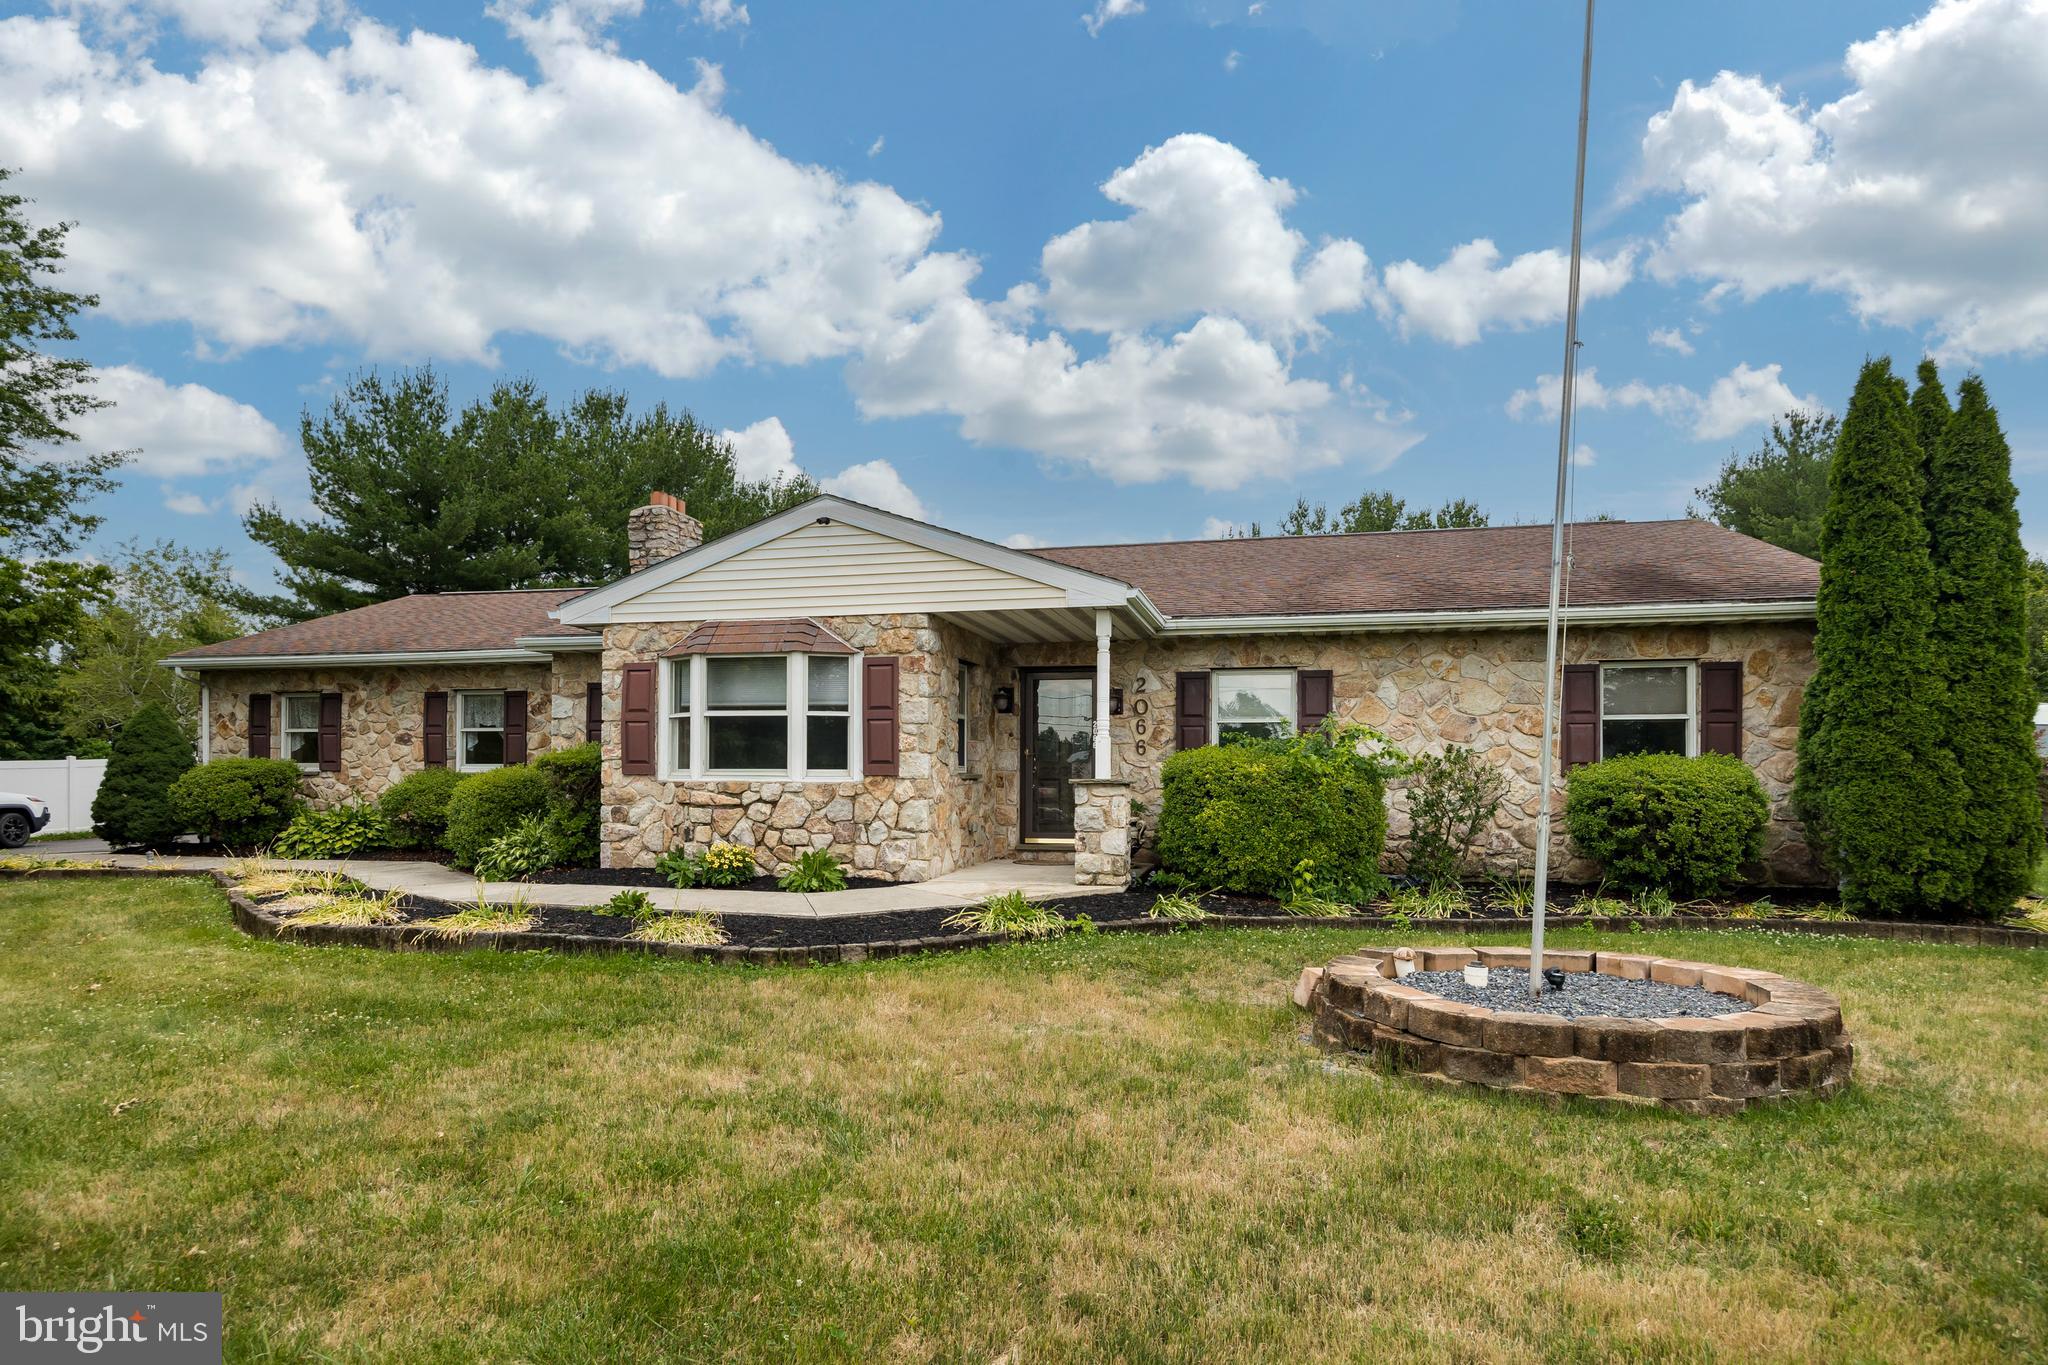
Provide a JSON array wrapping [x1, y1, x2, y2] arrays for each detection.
[[1302, 946, 1852, 1116]]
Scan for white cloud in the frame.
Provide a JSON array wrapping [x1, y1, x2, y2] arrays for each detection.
[[1381, 239, 1635, 346], [1224, 49, 1241, 72], [1638, 0, 2048, 356], [1200, 516, 1244, 538], [1083, 0, 1142, 37], [720, 416, 804, 483], [867, 134, 884, 158], [1033, 134, 1376, 341], [689, 0, 749, 29], [1571, 443, 1596, 467], [1647, 326, 1693, 356], [1001, 532, 1048, 549], [162, 489, 217, 515], [820, 459, 926, 519], [62, 365, 287, 477], [57, 0, 328, 48], [1507, 362, 1823, 442]]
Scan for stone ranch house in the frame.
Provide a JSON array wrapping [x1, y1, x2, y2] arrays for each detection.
[[163, 494, 1824, 889]]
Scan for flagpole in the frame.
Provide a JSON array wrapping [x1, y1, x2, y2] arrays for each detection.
[[1530, 0, 1596, 998]]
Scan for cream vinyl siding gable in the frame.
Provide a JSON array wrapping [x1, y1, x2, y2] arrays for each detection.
[[606, 519, 1073, 622]]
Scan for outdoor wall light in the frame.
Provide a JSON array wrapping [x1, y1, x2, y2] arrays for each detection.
[[1110, 687, 1124, 716], [993, 686, 1014, 715]]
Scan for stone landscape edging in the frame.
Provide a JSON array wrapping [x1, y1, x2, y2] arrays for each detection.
[[1304, 946, 1854, 1115], [1, 865, 2042, 959]]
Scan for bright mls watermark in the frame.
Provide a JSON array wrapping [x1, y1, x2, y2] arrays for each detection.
[[5, 1294, 220, 1362]]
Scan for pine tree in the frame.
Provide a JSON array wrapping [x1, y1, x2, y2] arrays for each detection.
[[1794, 358, 1970, 916], [90, 701, 195, 849], [1926, 374, 2043, 913]]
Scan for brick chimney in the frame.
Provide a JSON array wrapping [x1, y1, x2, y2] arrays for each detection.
[[627, 491, 703, 573]]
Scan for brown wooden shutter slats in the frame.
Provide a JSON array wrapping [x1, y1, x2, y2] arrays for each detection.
[[1174, 672, 1210, 749], [422, 692, 448, 767], [317, 692, 342, 772], [1297, 670, 1334, 734], [862, 656, 901, 777], [585, 682, 602, 744], [1561, 664, 1601, 769], [248, 693, 271, 759], [1699, 661, 1744, 758], [503, 690, 529, 765], [620, 664, 657, 775]]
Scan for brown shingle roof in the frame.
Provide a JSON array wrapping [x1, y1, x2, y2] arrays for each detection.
[[163, 588, 597, 662], [663, 618, 855, 657], [1027, 519, 1817, 619]]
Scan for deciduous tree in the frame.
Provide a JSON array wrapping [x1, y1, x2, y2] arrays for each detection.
[[1691, 410, 1836, 558]]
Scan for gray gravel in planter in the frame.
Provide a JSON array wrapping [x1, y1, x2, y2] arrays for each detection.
[[1405, 968, 1748, 1019]]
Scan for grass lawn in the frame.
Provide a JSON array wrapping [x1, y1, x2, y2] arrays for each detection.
[[2, 879, 2043, 1362]]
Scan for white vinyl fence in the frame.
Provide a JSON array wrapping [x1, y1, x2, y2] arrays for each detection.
[[0, 757, 107, 834]]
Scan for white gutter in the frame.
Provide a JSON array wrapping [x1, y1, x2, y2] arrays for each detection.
[[156, 648, 555, 671], [1155, 598, 1816, 637], [513, 635, 602, 652]]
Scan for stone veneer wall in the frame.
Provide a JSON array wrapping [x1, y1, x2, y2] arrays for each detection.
[[1070, 779, 1132, 887], [598, 614, 1011, 878], [200, 658, 596, 807], [992, 620, 1821, 885]]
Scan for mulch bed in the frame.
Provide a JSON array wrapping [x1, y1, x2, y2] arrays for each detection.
[[526, 866, 899, 893]]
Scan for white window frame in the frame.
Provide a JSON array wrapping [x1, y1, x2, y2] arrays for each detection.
[[1210, 667, 1298, 744], [281, 693, 321, 772], [455, 689, 509, 773], [660, 653, 863, 782], [1598, 660, 1698, 760]]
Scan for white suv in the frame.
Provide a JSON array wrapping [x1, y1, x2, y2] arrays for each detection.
[[0, 792, 53, 848]]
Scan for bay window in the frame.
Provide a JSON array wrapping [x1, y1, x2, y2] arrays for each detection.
[[663, 653, 858, 778], [1212, 668, 1296, 743], [1599, 662, 1695, 759]]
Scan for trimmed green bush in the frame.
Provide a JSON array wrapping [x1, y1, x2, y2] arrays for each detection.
[[377, 768, 468, 849], [1564, 753, 1769, 896], [90, 701, 195, 849], [169, 758, 303, 850], [532, 741, 600, 867], [442, 764, 549, 868], [1155, 723, 1391, 900], [274, 803, 395, 859]]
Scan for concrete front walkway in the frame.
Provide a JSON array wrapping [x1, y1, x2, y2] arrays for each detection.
[[12, 846, 1119, 919]]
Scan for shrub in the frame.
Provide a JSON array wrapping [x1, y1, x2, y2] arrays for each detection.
[[169, 758, 303, 850], [533, 742, 601, 867], [442, 765, 549, 869], [473, 814, 560, 882], [1155, 721, 1393, 900], [91, 701, 195, 849], [378, 768, 468, 849], [1400, 745, 1508, 888], [697, 843, 756, 888], [777, 849, 848, 893], [274, 803, 395, 858], [596, 888, 657, 920], [1565, 753, 1770, 896]]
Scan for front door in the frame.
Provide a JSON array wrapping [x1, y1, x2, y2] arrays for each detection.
[[1021, 671, 1094, 842]]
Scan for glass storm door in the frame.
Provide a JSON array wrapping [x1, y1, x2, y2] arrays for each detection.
[[1022, 673, 1094, 842]]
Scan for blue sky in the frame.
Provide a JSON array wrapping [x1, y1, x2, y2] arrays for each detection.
[[8, 0, 2047, 587]]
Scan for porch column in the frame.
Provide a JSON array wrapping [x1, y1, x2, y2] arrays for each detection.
[[1093, 609, 1112, 779]]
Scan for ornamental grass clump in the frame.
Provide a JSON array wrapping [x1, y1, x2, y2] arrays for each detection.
[[1565, 753, 1769, 897], [944, 890, 1070, 938], [627, 912, 729, 946]]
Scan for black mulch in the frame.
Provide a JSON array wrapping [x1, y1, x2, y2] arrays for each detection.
[[526, 866, 899, 893]]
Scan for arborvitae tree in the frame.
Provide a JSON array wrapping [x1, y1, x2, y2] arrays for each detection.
[[1794, 358, 1970, 917], [1926, 374, 2043, 913], [1910, 359, 1951, 499], [90, 701, 195, 849]]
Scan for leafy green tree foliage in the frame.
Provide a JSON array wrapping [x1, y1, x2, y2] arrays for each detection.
[[56, 541, 249, 753], [1794, 359, 1969, 917], [240, 369, 815, 619], [1691, 410, 1836, 558], [0, 172, 122, 756], [1234, 490, 1489, 538], [90, 702, 194, 848], [1925, 373, 2043, 912], [2025, 556, 2048, 701]]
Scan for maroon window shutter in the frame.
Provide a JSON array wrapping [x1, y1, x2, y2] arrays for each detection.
[[585, 682, 602, 744], [317, 692, 343, 772], [862, 656, 901, 777], [1297, 670, 1334, 734], [1562, 664, 1600, 769], [422, 692, 448, 766], [620, 664, 656, 775], [1699, 661, 1743, 758], [248, 693, 271, 758], [1175, 671, 1210, 749], [503, 690, 529, 764]]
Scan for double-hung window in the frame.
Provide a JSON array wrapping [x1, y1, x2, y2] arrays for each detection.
[[955, 660, 971, 768], [282, 694, 321, 769], [457, 691, 507, 770], [1599, 662, 1695, 759], [665, 654, 857, 779], [1212, 668, 1296, 743]]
